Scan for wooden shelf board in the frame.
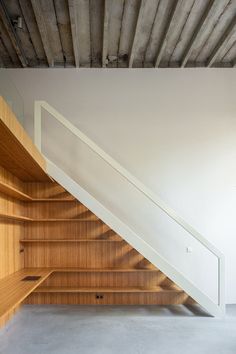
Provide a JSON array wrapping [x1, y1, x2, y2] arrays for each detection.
[[34, 286, 183, 294], [21, 267, 158, 273], [0, 181, 75, 202], [31, 198, 76, 202], [30, 219, 100, 222], [50, 268, 158, 273], [0, 213, 32, 222], [20, 239, 123, 243], [0, 181, 32, 201], [0, 214, 100, 222]]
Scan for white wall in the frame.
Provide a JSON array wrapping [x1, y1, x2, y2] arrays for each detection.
[[6, 68, 236, 303]]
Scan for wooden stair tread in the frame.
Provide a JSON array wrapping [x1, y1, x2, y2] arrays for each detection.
[[34, 286, 183, 293]]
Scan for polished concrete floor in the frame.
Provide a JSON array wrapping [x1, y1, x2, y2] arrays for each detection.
[[0, 305, 235, 354]]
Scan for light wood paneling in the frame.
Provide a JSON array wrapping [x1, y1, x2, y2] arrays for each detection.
[[0, 166, 25, 326], [27, 292, 190, 306], [0, 151, 192, 323], [0, 96, 50, 181], [0, 166, 25, 281], [0, 220, 23, 280], [23, 181, 192, 306]]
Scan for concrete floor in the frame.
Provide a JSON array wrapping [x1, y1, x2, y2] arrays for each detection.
[[0, 305, 235, 354]]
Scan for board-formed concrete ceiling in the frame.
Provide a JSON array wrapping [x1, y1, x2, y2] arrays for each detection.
[[0, 0, 235, 68]]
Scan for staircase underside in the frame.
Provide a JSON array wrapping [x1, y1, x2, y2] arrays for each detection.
[[23, 179, 194, 306], [0, 96, 198, 330]]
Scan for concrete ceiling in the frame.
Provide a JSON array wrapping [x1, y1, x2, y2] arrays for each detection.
[[0, 0, 235, 68]]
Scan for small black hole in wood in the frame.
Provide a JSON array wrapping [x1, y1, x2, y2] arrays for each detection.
[[21, 276, 41, 281]]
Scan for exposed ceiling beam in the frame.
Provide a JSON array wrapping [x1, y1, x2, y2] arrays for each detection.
[[155, 0, 181, 68], [18, 0, 39, 64], [180, 0, 216, 68], [233, 58, 236, 67], [116, 0, 125, 67], [88, 0, 93, 67], [102, 0, 110, 68], [206, 16, 236, 67], [128, 0, 145, 68], [30, 0, 54, 67], [0, 35, 14, 65], [0, 52, 4, 67], [0, 0, 28, 67], [68, 0, 80, 67]]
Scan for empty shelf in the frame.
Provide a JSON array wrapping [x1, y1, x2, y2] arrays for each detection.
[[0, 181, 75, 202], [0, 181, 32, 201], [0, 213, 32, 221], [34, 286, 183, 293], [20, 239, 123, 243], [50, 268, 158, 273], [29, 219, 100, 222]]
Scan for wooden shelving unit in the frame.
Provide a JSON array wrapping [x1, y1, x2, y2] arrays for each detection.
[[0, 267, 182, 321], [0, 178, 188, 308]]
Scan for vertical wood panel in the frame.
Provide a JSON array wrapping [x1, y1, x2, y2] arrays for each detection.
[[0, 167, 24, 326]]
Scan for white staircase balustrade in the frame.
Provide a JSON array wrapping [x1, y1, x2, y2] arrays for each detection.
[[34, 100, 225, 317]]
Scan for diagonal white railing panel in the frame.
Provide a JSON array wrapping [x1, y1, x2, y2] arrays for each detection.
[[34, 100, 225, 316]]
